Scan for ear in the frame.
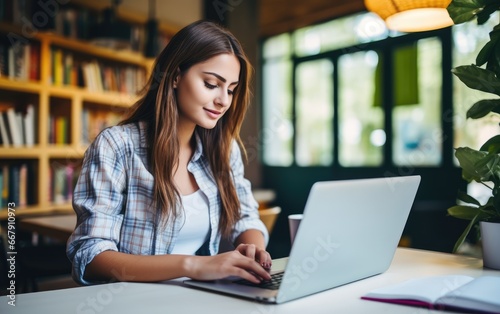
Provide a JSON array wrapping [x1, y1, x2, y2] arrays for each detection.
[[173, 68, 181, 89]]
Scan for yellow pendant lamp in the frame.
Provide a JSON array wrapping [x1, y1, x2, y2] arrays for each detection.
[[364, 0, 454, 32]]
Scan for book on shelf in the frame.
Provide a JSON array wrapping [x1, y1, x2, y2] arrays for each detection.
[[15, 110, 24, 146], [52, 47, 64, 86], [79, 59, 146, 94], [8, 43, 22, 79], [0, 110, 10, 146], [28, 44, 39, 81], [6, 107, 22, 146], [19, 163, 27, 206], [4, 42, 39, 81], [362, 275, 500, 314], [0, 40, 7, 77], [50, 48, 79, 87], [23, 104, 35, 146], [0, 104, 35, 147], [1, 165, 7, 208], [7, 164, 20, 205], [0, 162, 35, 208], [48, 115, 69, 145]]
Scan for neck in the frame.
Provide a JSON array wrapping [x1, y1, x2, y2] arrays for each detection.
[[177, 119, 196, 149]]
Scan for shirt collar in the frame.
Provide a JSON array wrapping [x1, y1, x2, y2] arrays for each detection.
[[191, 130, 204, 162]]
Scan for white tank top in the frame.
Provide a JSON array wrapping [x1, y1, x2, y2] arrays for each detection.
[[171, 189, 210, 255]]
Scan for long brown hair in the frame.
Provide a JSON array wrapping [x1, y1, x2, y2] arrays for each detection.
[[120, 20, 252, 239]]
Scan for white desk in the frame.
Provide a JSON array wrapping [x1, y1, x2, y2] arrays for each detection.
[[2, 248, 499, 314]]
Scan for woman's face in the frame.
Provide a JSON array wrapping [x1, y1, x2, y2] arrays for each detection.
[[174, 53, 241, 130]]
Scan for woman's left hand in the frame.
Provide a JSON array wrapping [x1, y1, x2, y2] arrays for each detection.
[[235, 243, 272, 270]]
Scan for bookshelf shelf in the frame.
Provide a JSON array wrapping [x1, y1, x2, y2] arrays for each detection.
[[80, 90, 139, 107], [0, 147, 45, 158], [48, 86, 139, 106], [0, 77, 42, 93], [45, 145, 87, 158], [0, 20, 151, 220], [45, 33, 149, 66]]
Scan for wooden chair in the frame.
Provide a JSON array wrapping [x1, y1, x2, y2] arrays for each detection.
[[259, 206, 281, 235]]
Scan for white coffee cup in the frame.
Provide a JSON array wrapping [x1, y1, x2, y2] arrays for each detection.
[[288, 214, 303, 245]]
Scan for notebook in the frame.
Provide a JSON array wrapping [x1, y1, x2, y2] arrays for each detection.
[[184, 175, 421, 304]]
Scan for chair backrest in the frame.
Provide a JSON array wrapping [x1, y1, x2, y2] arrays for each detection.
[[259, 206, 281, 234]]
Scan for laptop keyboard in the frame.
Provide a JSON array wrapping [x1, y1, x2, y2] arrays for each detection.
[[233, 272, 284, 290]]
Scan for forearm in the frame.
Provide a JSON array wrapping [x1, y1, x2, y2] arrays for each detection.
[[234, 229, 266, 250], [85, 250, 198, 283], [84, 248, 272, 284]]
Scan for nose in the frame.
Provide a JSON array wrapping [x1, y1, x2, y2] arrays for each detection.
[[215, 90, 231, 108]]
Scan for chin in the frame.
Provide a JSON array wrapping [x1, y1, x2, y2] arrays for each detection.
[[197, 121, 219, 130]]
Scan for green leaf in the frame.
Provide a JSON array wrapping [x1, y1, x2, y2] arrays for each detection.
[[455, 147, 490, 181], [452, 213, 481, 252], [452, 65, 500, 95], [466, 99, 500, 118], [475, 153, 500, 181], [447, 0, 488, 24], [476, 40, 496, 66], [476, 2, 499, 24], [448, 205, 480, 220], [480, 135, 500, 153], [494, 37, 500, 76], [457, 191, 482, 206]]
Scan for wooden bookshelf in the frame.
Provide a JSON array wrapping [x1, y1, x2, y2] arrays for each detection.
[[0, 22, 153, 220]]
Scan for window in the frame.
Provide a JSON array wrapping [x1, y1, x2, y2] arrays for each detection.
[[338, 50, 383, 166], [262, 11, 494, 169], [262, 34, 293, 166], [392, 38, 442, 167], [295, 59, 334, 166]]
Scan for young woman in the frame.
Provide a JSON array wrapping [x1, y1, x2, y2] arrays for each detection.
[[67, 20, 272, 285]]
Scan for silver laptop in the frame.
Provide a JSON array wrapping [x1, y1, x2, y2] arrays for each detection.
[[184, 175, 421, 304]]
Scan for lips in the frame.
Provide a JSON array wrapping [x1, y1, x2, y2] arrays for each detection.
[[204, 108, 222, 119]]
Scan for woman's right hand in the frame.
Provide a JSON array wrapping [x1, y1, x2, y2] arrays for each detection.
[[184, 250, 272, 284]]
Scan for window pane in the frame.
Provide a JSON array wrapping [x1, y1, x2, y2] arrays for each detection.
[[295, 59, 334, 166], [453, 13, 500, 152], [393, 38, 443, 166], [294, 12, 388, 57], [263, 33, 291, 59], [262, 60, 293, 166], [338, 51, 384, 166]]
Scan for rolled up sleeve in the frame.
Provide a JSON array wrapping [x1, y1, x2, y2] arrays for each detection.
[[229, 143, 269, 245], [67, 129, 127, 285]]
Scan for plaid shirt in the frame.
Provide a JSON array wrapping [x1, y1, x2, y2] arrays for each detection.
[[67, 121, 268, 285]]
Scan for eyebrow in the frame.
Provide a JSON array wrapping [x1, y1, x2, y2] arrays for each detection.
[[203, 71, 239, 86]]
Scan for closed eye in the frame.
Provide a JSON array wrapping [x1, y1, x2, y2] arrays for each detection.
[[205, 81, 234, 96], [205, 82, 218, 89]]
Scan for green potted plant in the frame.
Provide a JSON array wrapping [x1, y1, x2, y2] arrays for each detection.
[[446, 0, 500, 269]]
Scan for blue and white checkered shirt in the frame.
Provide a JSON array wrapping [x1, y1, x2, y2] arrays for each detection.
[[67, 121, 268, 285]]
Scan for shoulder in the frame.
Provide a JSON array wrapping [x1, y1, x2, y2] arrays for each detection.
[[229, 140, 245, 169], [89, 123, 143, 155], [230, 140, 243, 158], [100, 123, 143, 145]]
